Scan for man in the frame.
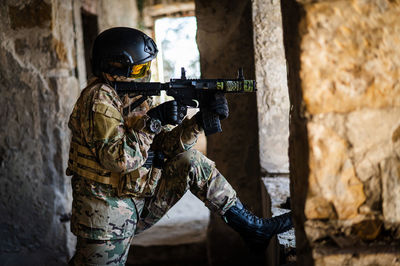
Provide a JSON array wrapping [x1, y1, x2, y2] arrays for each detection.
[[67, 27, 292, 265]]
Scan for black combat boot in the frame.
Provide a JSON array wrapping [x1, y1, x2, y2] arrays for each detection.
[[223, 199, 293, 248]]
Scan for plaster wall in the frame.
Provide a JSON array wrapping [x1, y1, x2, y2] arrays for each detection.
[[0, 0, 84, 264], [281, 0, 400, 264]]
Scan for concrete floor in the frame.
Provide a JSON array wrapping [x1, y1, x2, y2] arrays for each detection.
[[132, 191, 210, 246], [129, 191, 210, 266]]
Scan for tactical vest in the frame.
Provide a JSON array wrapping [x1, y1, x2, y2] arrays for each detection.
[[67, 141, 123, 187], [66, 83, 148, 188]]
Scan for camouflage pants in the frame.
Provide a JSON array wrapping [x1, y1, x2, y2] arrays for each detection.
[[70, 149, 237, 265], [136, 149, 237, 233], [69, 236, 133, 266]]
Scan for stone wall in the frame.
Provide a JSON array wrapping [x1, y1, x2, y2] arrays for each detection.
[[253, 0, 290, 174], [195, 0, 264, 265], [282, 0, 400, 264], [252, 1, 293, 264], [0, 0, 84, 264], [97, 0, 139, 32], [82, 0, 139, 32]]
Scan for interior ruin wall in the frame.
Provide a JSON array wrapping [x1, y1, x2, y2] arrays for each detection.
[[0, 0, 82, 264], [253, 0, 290, 175], [282, 0, 400, 264], [0, 0, 139, 264], [195, 0, 264, 265]]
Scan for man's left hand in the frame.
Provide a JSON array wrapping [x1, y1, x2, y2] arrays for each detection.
[[209, 92, 229, 120]]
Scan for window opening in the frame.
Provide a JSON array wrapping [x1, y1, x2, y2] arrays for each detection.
[[154, 16, 200, 82]]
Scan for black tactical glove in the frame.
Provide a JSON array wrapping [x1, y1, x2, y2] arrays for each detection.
[[147, 100, 179, 126], [195, 92, 229, 130], [209, 92, 229, 120]]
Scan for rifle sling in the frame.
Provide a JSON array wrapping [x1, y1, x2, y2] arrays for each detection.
[[123, 96, 147, 116]]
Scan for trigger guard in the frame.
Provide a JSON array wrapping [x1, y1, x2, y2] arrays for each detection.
[[192, 99, 199, 108]]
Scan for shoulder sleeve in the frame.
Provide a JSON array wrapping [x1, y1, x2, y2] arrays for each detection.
[[86, 85, 155, 173]]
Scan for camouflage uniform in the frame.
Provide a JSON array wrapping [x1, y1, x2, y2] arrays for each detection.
[[67, 80, 237, 265]]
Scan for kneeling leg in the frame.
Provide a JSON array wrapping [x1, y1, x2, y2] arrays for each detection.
[[136, 149, 236, 232]]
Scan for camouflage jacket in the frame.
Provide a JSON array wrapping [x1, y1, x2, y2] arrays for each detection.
[[67, 79, 201, 240]]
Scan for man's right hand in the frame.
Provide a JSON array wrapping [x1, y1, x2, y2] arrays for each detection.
[[147, 100, 179, 125]]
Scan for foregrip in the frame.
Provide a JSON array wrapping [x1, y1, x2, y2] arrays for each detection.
[[202, 109, 222, 136]]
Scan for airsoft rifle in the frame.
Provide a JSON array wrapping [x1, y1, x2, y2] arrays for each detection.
[[115, 67, 256, 136]]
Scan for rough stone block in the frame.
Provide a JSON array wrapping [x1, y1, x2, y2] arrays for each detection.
[[306, 121, 366, 220], [300, 0, 400, 114], [382, 157, 400, 224], [283, 0, 400, 264], [8, 0, 52, 30], [313, 247, 400, 266], [305, 107, 400, 240], [346, 108, 400, 217]]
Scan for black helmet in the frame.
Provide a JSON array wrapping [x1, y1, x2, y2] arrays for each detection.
[[91, 27, 158, 78]]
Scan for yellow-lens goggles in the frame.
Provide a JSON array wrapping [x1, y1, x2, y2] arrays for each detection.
[[129, 62, 151, 79]]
